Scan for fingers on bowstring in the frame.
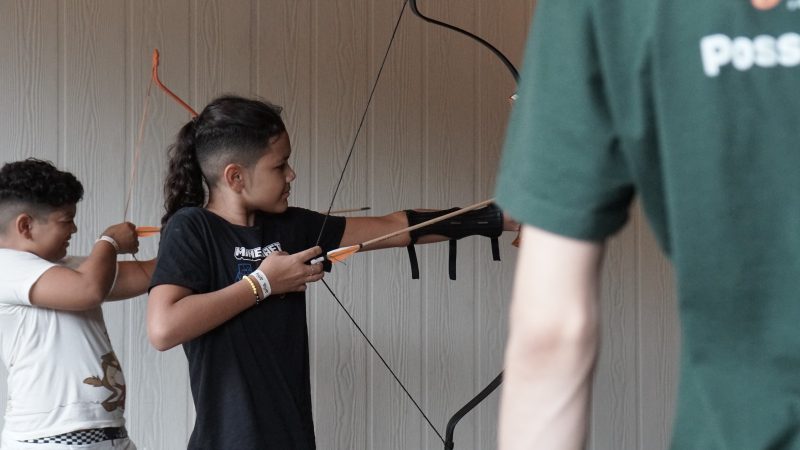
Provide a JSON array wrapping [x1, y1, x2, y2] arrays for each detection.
[[295, 246, 323, 262]]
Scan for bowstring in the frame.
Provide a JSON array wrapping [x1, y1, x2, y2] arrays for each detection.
[[313, 0, 446, 445], [314, 0, 407, 246], [124, 71, 155, 281]]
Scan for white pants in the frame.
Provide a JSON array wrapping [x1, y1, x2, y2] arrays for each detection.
[[0, 436, 136, 450]]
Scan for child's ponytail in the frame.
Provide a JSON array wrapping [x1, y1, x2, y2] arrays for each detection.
[[162, 120, 205, 225]]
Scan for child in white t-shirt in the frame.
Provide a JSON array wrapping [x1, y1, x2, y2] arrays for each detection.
[[0, 159, 154, 450]]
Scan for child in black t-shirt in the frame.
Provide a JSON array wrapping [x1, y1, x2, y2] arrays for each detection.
[[147, 95, 514, 449]]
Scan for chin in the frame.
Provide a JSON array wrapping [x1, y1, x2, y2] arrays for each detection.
[[264, 202, 289, 214], [44, 249, 67, 262]]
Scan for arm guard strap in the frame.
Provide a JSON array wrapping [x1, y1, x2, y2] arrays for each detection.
[[404, 203, 503, 280]]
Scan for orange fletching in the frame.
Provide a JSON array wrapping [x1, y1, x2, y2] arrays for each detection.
[[136, 226, 161, 238], [326, 245, 361, 263]]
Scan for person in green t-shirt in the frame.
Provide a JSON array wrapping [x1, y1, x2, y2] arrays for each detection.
[[495, 0, 800, 449]]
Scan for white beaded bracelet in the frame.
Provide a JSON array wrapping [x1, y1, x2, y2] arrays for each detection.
[[96, 235, 120, 253]]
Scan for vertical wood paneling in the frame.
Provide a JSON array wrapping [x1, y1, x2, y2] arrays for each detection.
[[591, 216, 641, 450], [311, 1, 371, 448], [0, 2, 680, 449], [366, 2, 428, 449], [193, 0, 252, 102], [126, 1, 195, 448], [0, 0, 60, 436], [423, 1, 479, 448], [0, 1, 59, 164], [638, 208, 679, 450]]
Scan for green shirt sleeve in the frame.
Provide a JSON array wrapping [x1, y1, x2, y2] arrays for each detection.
[[495, 0, 634, 242]]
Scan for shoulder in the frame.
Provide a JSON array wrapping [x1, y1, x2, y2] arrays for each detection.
[[0, 249, 57, 306], [162, 207, 211, 235], [0, 248, 53, 267], [167, 206, 207, 224], [258, 207, 324, 225]]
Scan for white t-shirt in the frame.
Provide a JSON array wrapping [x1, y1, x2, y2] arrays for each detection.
[[0, 249, 125, 441]]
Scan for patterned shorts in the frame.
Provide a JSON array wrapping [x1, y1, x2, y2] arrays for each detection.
[[19, 427, 128, 445]]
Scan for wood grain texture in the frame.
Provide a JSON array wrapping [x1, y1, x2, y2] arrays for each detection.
[[125, 1, 196, 448], [0, 1, 680, 449]]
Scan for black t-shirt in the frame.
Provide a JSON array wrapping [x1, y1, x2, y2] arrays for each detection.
[[150, 207, 346, 449]]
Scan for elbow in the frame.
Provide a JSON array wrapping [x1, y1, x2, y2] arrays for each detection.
[[79, 286, 108, 310], [147, 320, 180, 351], [508, 302, 599, 366]]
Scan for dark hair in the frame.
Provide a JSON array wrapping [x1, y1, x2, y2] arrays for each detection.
[[162, 95, 286, 225], [0, 158, 84, 210]]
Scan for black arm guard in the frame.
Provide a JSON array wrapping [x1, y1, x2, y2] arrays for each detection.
[[404, 203, 503, 280]]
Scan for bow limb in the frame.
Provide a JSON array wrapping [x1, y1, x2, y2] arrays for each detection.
[[409, 0, 519, 84], [407, 1, 522, 447], [315, 2, 521, 448]]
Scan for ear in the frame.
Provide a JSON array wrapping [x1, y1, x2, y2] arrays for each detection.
[[15, 213, 34, 239], [222, 163, 246, 193]]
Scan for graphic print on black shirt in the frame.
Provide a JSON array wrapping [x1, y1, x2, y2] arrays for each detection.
[[150, 207, 345, 449], [234, 241, 283, 279]]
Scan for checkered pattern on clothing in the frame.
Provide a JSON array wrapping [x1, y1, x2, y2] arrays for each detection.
[[20, 427, 127, 445]]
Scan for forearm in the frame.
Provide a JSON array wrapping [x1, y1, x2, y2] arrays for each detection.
[[341, 204, 510, 250], [147, 280, 258, 351], [342, 211, 410, 249], [499, 226, 602, 450], [106, 259, 157, 300]]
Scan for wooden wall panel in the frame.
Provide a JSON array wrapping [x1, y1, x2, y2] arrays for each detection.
[[638, 210, 680, 449], [365, 3, 428, 449], [591, 215, 641, 449], [422, 2, 481, 448], [0, 0, 60, 437], [0, 1, 680, 449], [310, 1, 372, 448], [125, 1, 196, 448]]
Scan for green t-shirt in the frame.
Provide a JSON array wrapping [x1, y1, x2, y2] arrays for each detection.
[[496, 0, 800, 448]]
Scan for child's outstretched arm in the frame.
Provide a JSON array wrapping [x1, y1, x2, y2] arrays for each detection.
[[335, 204, 517, 280], [147, 246, 323, 351], [29, 222, 139, 311], [340, 208, 518, 249], [106, 258, 158, 300]]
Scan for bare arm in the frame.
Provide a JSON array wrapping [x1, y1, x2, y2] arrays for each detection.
[[106, 258, 157, 300], [340, 212, 414, 249], [147, 246, 323, 351], [341, 210, 519, 250], [499, 225, 603, 450], [29, 222, 139, 311]]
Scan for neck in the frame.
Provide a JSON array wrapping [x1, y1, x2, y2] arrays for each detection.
[[206, 193, 254, 227], [0, 233, 30, 253]]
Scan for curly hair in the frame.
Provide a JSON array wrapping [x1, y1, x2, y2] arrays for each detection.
[[0, 158, 84, 209]]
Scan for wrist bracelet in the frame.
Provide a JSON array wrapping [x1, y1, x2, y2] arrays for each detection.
[[250, 269, 272, 299], [242, 275, 261, 305], [96, 235, 120, 253]]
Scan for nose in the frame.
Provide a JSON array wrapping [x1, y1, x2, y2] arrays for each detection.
[[286, 164, 296, 183]]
